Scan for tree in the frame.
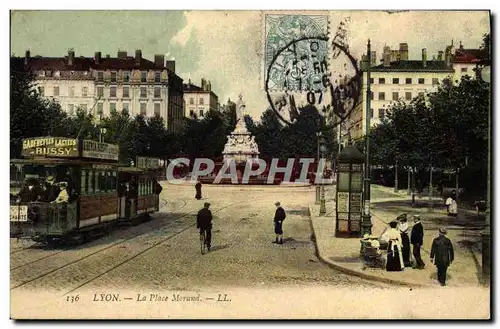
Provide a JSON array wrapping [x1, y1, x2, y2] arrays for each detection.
[[10, 56, 69, 158]]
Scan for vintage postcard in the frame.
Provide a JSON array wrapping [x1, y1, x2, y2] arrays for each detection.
[[9, 10, 491, 320]]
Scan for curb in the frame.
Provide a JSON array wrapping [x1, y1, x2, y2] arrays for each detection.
[[308, 204, 428, 288]]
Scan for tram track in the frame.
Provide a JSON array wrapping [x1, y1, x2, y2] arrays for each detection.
[[9, 195, 186, 272], [10, 200, 244, 293]]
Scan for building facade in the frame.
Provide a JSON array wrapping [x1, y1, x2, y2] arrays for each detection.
[[183, 78, 219, 119], [347, 41, 483, 140], [24, 49, 184, 131]]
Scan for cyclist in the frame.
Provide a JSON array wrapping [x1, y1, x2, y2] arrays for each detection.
[[197, 202, 213, 251]]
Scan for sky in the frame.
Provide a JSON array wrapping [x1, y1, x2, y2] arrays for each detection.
[[10, 10, 490, 120]]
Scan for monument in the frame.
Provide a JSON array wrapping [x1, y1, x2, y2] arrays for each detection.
[[222, 94, 260, 163]]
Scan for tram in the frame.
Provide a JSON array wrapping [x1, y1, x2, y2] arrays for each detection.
[[10, 136, 163, 245]]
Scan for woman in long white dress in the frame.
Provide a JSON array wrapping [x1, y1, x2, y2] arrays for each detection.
[[385, 221, 405, 271]]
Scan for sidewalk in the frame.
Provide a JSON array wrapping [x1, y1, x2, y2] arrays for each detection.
[[309, 191, 487, 288]]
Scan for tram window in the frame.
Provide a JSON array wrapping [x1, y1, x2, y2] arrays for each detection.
[[148, 179, 152, 194], [99, 171, 106, 192], [81, 170, 87, 195], [88, 170, 94, 194], [111, 171, 117, 192], [94, 171, 100, 193]]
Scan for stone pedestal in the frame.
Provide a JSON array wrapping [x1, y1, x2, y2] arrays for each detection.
[[222, 119, 260, 164]]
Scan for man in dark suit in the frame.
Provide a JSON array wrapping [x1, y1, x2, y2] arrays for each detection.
[[411, 215, 425, 269], [197, 202, 213, 251], [273, 201, 286, 244], [430, 227, 454, 286]]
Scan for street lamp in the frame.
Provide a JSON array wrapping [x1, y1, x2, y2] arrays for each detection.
[[319, 135, 327, 216], [362, 39, 373, 235], [316, 131, 322, 204], [478, 62, 490, 279]]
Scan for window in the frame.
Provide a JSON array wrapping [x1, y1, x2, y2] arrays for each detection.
[[378, 92, 385, 100], [392, 92, 399, 101], [140, 87, 147, 98], [461, 67, 468, 73], [190, 110, 195, 117], [88, 171, 94, 193], [82, 87, 88, 97], [392, 78, 399, 84], [110, 102, 116, 113], [418, 78, 425, 84], [94, 171, 100, 193], [370, 108, 374, 118], [369, 78, 374, 84], [405, 78, 412, 84], [370, 91, 374, 100], [199, 98, 204, 105], [81, 170, 88, 195], [38, 86, 44, 96], [97, 102, 104, 115], [110, 86, 117, 98], [155, 72, 161, 83], [432, 78, 439, 85], [68, 104, 74, 115], [378, 108, 385, 120], [154, 103, 160, 116], [141, 71, 147, 83], [111, 72, 117, 83], [123, 103, 129, 113], [123, 71, 130, 83], [140, 103, 147, 115], [379, 78, 385, 84], [200, 109, 204, 116], [189, 98, 194, 105], [69, 86, 75, 97], [97, 86, 104, 98], [97, 71, 104, 82], [53, 86, 59, 96], [405, 92, 412, 101], [154, 87, 161, 98], [418, 92, 425, 98], [80, 104, 87, 112], [123, 86, 130, 98]]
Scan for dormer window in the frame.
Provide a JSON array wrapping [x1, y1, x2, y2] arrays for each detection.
[[54, 71, 60, 77], [38, 71, 45, 77]]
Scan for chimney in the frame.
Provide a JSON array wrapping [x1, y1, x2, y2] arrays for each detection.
[[383, 46, 391, 67], [68, 49, 75, 66], [370, 51, 376, 66], [399, 43, 409, 61], [201, 78, 206, 90], [154, 54, 165, 67], [207, 80, 211, 91], [117, 51, 127, 59], [438, 51, 444, 61], [135, 50, 142, 65], [422, 48, 427, 68], [165, 60, 175, 73], [95, 52, 101, 64], [24, 49, 30, 65]]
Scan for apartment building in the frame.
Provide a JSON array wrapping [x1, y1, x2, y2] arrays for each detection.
[[183, 78, 219, 119], [24, 49, 184, 131]]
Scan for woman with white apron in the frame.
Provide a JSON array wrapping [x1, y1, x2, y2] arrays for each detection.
[[385, 221, 405, 271]]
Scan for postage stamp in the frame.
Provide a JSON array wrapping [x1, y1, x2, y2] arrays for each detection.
[[8, 10, 492, 321], [262, 11, 330, 92]]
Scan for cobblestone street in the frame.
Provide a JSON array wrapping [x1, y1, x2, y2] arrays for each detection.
[[10, 184, 388, 296]]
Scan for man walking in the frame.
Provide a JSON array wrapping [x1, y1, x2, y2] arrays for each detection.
[[430, 228, 454, 286], [197, 202, 213, 251], [273, 201, 286, 244], [411, 215, 425, 269]]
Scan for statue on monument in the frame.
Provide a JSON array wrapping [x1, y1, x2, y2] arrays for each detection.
[[236, 93, 246, 122]]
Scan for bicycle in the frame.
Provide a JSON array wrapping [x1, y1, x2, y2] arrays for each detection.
[[200, 230, 207, 255]]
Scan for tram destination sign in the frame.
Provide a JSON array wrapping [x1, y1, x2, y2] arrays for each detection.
[[81, 140, 119, 161], [21, 137, 79, 158], [136, 156, 162, 169]]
